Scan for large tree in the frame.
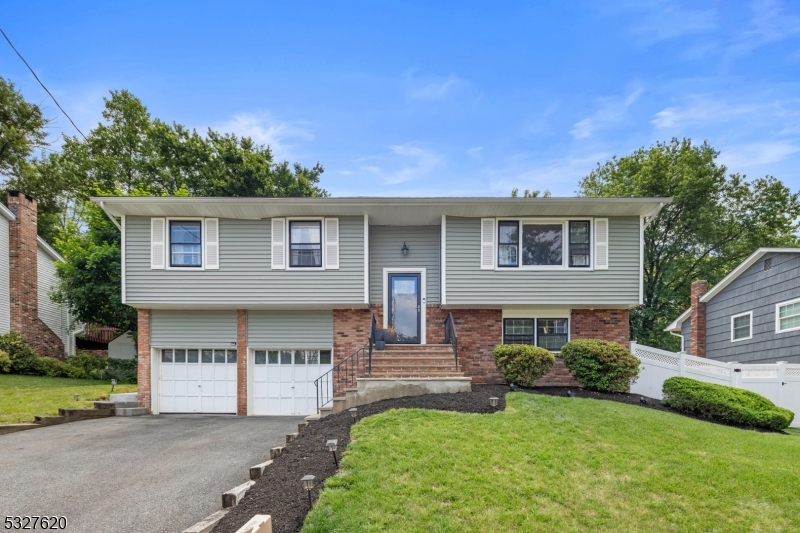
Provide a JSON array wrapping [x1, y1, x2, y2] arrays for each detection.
[[579, 138, 800, 349], [40, 90, 326, 332], [0, 77, 49, 180]]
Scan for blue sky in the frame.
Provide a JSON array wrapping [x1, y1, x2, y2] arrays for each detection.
[[3, 1, 800, 196]]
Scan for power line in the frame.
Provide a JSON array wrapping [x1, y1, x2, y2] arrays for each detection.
[[0, 27, 87, 140]]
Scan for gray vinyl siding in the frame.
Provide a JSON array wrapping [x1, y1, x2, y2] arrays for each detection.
[[0, 216, 9, 334], [125, 216, 365, 306], [369, 225, 440, 304], [37, 246, 70, 352], [705, 252, 800, 363], [150, 310, 237, 347], [247, 310, 333, 348], [444, 217, 640, 306], [680, 318, 691, 352]]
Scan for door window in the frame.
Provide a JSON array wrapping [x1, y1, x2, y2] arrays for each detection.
[[389, 273, 421, 343]]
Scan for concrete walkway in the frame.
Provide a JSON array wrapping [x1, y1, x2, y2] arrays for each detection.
[[0, 414, 304, 533]]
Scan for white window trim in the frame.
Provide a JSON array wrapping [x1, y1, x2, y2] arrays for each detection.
[[382, 267, 427, 344], [730, 311, 753, 342], [493, 217, 594, 271], [121, 215, 126, 303], [286, 217, 326, 271], [775, 297, 800, 334], [165, 217, 206, 271], [502, 316, 571, 353]]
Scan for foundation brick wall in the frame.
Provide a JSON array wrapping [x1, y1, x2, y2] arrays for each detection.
[[690, 280, 708, 357], [446, 309, 505, 384], [137, 308, 151, 411], [7, 192, 64, 358], [535, 357, 580, 387], [570, 309, 630, 346], [237, 310, 247, 415]]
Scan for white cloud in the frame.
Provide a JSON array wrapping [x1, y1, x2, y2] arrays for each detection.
[[651, 94, 800, 129], [355, 142, 443, 186], [602, 0, 717, 45], [484, 151, 611, 195], [466, 146, 483, 158], [571, 86, 644, 139], [726, 0, 800, 59], [213, 112, 314, 157], [718, 140, 800, 170], [405, 73, 465, 101]]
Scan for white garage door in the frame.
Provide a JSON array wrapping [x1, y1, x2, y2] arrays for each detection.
[[159, 348, 237, 413], [252, 349, 333, 415]]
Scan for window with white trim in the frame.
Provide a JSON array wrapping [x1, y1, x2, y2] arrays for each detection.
[[731, 312, 752, 341], [161, 348, 237, 363], [253, 349, 332, 365], [289, 220, 322, 268], [170, 221, 202, 267], [496, 219, 591, 269], [503, 318, 569, 352], [777, 299, 800, 333]]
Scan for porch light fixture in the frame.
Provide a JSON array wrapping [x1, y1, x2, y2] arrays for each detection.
[[567, 390, 574, 397], [301, 475, 315, 507], [509, 383, 517, 391], [349, 407, 358, 422], [110, 379, 117, 393], [401, 242, 409, 256], [326, 439, 339, 468], [73, 394, 80, 401], [489, 397, 499, 408]]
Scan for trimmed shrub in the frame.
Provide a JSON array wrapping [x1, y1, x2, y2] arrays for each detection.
[[492, 344, 555, 387], [105, 357, 138, 384], [560, 339, 640, 392], [662, 377, 794, 431], [0, 332, 41, 375], [66, 353, 107, 378], [0, 350, 11, 373], [36, 356, 87, 379]]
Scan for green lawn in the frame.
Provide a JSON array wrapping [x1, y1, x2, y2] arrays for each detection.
[[303, 393, 800, 533], [0, 374, 137, 424]]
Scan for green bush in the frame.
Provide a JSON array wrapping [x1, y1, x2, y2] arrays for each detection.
[[560, 339, 640, 392], [105, 357, 137, 384], [0, 332, 41, 375], [36, 356, 88, 379], [66, 353, 108, 378], [492, 344, 555, 387], [0, 350, 11, 373], [662, 377, 794, 431]]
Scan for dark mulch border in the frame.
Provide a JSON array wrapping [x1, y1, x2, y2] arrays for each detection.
[[212, 384, 785, 533]]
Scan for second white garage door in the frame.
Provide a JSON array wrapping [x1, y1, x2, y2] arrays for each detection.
[[252, 349, 333, 415]]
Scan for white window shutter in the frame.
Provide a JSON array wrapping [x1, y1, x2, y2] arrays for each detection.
[[205, 218, 219, 269], [271, 218, 286, 270], [480, 218, 495, 270], [151, 218, 165, 269], [325, 218, 340, 270], [595, 218, 609, 270]]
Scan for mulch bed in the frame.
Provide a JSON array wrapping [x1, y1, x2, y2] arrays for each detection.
[[212, 384, 780, 533]]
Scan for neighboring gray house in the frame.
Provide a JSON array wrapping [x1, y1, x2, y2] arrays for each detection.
[[665, 248, 800, 364], [0, 192, 80, 357], [96, 195, 669, 416]]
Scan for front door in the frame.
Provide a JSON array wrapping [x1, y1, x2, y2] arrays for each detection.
[[388, 273, 421, 344]]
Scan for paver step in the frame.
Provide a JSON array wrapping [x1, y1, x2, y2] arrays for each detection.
[[58, 408, 114, 418], [370, 357, 457, 366], [110, 392, 138, 403], [368, 371, 465, 378], [34, 415, 69, 426], [115, 407, 148, 416]]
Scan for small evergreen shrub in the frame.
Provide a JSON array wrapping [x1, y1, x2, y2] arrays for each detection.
[[0, 350, 11, 373], [492, 344, 555, 387], [662, 377, 794, 431], [560, 339, 640, 392], [0, 332, 41, 375], [105, 357, 138, 384]]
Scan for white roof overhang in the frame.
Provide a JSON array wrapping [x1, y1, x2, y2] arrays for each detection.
[[91, 196, 671, 226]]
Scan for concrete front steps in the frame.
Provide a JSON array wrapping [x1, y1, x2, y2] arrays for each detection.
[[31, 392, 145, 428], [308, 343, 471, 421]]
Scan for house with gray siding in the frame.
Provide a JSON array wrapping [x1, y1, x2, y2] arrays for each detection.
[[95, 195, 668, 416], [665, 248, 800, 364]]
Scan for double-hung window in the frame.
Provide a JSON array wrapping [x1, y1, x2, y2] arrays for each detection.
[[731, 311, 752, 342], [170, 221, 202, 267], [503, 318, 569, 352], [289, 221, 322, 268], [496, 219, 591, 269], [776, 298, 800, 333]]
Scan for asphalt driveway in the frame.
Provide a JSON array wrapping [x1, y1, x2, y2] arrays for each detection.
[[0, 414, 305, 533]]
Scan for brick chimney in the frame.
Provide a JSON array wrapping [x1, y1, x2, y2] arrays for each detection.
[[7, 191, 64, 358], [689, 280, 707, 357]]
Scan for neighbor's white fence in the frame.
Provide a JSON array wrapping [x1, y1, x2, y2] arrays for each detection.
[[629, 342, 800, 428]]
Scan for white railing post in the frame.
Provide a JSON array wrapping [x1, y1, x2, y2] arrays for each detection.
[[731, 364, 741, 388], [678, 352, 686, 377], [777, 362, 786, 409]]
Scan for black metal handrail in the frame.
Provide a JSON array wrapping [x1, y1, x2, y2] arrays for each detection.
[[444, 312, 458, 370], [314, 312, 378, 413]]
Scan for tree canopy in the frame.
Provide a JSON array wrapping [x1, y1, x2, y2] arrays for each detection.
[[579, 138, 800, 348]]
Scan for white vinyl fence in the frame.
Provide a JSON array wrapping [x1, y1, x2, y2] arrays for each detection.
[[629, 342, 800, 428]]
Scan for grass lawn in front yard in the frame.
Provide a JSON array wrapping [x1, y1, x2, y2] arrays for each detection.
[[304, 393, 800, 533], [0, 374, 137, 424]]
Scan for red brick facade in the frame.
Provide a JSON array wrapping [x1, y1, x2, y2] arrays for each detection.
[[535, 357, 580, 387], [444, 308, 505, 384], [136, 308, 151, 411], [690, 280, 707, 357], [570, 309, 630, 346], [237, 310, 248, 415], [7, 192, 64, 358]]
